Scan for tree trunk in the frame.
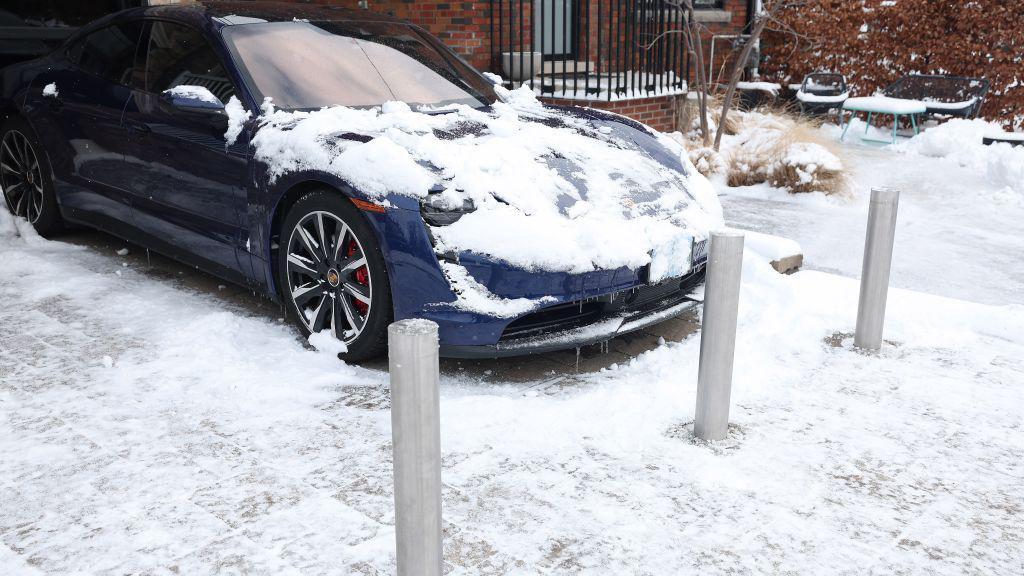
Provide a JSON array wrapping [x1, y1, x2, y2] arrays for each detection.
[[713, 11, 771, 151], [687, 7, 711, 146]]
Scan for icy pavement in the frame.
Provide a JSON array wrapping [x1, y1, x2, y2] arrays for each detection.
[[721, 120, 1024, 306], [2, 200, 1023, 575]]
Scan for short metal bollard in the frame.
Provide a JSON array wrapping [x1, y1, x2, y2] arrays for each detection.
[[855, 188, 900, 350], [694, 231, 744, 442], [388, 319, 443, 576]]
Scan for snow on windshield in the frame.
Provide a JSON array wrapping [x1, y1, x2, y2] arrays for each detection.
[[251, 86, 722, 274]]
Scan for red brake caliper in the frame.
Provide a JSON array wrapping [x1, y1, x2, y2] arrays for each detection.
[[346, 239, 370, 315]]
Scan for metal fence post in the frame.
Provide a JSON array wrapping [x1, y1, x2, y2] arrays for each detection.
[[855, 188, 900, 350], [388, 319, 442, 576], [694, 231, 744, 441]]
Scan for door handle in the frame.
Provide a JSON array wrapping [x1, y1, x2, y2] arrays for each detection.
[[125, 120, 151, 134]]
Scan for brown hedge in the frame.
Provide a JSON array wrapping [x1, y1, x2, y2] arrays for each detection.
[[759, 0, 1023, 130]]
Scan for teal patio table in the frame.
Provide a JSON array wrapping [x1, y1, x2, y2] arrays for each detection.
[[841, 96, 926, 145]]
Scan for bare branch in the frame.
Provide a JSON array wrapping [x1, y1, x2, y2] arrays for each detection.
[[713, 1, 783, 150]]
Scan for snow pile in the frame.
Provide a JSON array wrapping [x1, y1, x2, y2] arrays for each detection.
[[0, 203, 15, 237], [308, 329, 348, 355], [904, 118, 1024, 197], [250, 86, 722, 274], [905, 118, 994, 157], [731, 228, 802, 262], [0, 202, 44, 245]]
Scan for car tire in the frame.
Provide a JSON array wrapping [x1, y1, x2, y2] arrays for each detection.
[[0, 116, 63, 236], [277, 189, 392, 361]]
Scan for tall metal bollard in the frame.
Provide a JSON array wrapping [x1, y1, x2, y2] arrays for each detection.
[[695, 231, 745, 441], [854, 188, 900, 350], [388, 319, 442, 576]]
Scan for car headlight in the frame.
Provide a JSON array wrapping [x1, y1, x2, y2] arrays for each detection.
[[420, 191, 475, 226]]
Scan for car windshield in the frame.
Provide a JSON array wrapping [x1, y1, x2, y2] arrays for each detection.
[[221, 20, 497, 111]]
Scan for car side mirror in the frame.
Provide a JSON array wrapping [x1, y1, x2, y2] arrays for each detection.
[[159, 85, 226, 114]]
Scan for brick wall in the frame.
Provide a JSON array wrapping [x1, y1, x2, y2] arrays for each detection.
[[311, 1, 495, 69], [697, 0, 750, 34], [690, 0, 751, 85], [541, 94, 682, 132]]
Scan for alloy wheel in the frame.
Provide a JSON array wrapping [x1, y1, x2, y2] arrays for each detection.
[[0, 130, 45, 223], [285, 210, 373, 344]]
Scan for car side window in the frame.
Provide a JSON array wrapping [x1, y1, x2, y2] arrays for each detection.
[[68, 21, 144, 86], [144, 21, 235, 103]]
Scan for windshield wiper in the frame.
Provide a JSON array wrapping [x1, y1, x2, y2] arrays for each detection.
[[418, 108, 458, 115]]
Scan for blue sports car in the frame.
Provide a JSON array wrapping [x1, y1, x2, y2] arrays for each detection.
[[0, 1, 719, 360]]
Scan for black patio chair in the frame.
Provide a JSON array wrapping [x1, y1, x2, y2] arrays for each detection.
[[796, 73, 848, 116], [881, 74, 990, 119]]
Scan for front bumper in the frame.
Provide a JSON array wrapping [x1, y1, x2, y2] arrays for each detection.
[[439, 265, 705, 358], [366, 203, 708, 356]]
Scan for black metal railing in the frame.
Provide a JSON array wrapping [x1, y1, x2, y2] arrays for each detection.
[[490, 0, 689, 100]]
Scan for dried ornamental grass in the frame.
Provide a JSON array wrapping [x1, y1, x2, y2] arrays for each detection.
[[688, 147, 727, 178], [769, 142, 847, 194], [726, 146, 771, 187], [724, 110, 851, 195]]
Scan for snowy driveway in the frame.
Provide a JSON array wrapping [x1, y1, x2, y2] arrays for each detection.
[[722, 124, 1024, 306], [3, 127, 1024, 574]]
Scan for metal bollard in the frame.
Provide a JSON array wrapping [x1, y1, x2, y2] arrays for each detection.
[[694, 231, 744, 441], [388, 319, 442, 576], [854, 188, 900, 350]]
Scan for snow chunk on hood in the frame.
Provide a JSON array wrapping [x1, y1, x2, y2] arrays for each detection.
[[164, 84, 220, 104], [224, 96, 251, 146], [251, 86, 723, 274]]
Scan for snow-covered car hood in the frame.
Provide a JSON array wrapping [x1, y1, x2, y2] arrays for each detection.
[[250, 86, 723, 274]]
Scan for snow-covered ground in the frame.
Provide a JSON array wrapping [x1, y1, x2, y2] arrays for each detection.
[[3, 119, 1024, 575], [723, 118, 1024, 306]]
